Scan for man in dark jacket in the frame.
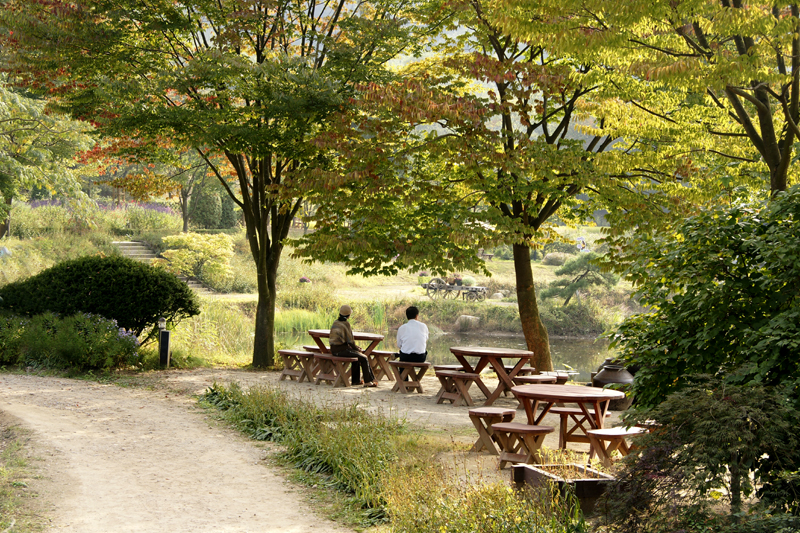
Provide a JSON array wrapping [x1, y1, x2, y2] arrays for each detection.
[[329, 304, 377, 387]]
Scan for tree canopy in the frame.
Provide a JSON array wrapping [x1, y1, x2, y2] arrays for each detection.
[[1, 0, 436, 367]]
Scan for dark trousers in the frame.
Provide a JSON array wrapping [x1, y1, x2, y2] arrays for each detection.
[[398, 352, 427, 380], [331, 344, 375, 385], [399, 352, 427, 363]]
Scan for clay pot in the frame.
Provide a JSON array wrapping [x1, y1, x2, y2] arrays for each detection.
[[593, 365, 634, 411]]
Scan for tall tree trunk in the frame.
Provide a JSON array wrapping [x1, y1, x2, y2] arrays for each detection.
[[514, 243, 553, 371], [180, 188, 190, 232], [0, 196, 12, 238], [252, 261, 276, 368]]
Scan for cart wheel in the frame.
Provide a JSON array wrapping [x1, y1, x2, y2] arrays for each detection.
[[426, 278, 446, 299], [476, 291, 486, 302], [443, 287, 459, 299], [465, 291, 479, 302]]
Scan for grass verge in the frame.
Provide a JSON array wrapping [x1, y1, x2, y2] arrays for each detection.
[[0, 419, 44, 533], [198, 381, 587, 532]]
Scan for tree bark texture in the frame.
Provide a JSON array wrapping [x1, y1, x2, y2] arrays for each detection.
[[513, 243, 553, 371], [0, 196, 12, 238]]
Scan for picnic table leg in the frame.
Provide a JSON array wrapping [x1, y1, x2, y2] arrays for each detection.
[[453, 354, 492, 399]]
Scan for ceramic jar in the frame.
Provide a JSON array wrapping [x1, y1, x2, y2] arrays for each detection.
[[592, 365, 634, 411]]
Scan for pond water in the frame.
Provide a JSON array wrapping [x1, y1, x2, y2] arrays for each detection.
[[276, 331, 615, 382]]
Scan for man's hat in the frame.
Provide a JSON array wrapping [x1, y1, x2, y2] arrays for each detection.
[[339, 304, 352, 316]]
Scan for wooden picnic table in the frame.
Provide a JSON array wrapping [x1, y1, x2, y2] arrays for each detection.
[[449, 346, 533, 406], [307, 329, 392, 381], [512, 384, 625, 431]]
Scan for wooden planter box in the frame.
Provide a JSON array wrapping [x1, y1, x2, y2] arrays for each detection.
[[512, 464, 615, 515]]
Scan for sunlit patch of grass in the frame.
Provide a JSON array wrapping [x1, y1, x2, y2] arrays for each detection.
[[0, 422, 45, 533]]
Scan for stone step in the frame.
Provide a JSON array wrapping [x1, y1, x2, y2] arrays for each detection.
[[112, 240, 214, 295]]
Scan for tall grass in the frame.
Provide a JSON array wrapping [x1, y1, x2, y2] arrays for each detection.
[[200, 382, 412, 526], [383, 463, 586, 533], [171, 299, 255, 365], [200, 381, 587, 532]]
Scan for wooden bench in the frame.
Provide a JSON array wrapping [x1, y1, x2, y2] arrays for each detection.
[[388, 361, 431, 393], [490, 422, 554, 468], [313, 354, 358, 387], [278, 349, 317, 383], [587, 426, 647, 467], [433, 364, 466, 372], [369, 350, 396, 381], [549, 406, 612, 449], [468, 407, 516, 455], [435, 370, 481, 406], [302, 344, 323, 354]]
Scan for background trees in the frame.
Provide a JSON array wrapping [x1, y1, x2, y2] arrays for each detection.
[[2, 0, 433, 367], [0, 81, 93, 237]]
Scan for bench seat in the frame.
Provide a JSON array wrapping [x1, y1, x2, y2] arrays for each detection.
[[490, 422, 554, 468], [388, 360, 431, 393], [468, 407, 516, 455], [587, 426, 647, 467], [435, 370, 481, 406], [314, 354, 358, 387], [278, 349, 317, 383]]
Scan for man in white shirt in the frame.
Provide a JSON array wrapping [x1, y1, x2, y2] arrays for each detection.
[[396, 306, 428, 363]]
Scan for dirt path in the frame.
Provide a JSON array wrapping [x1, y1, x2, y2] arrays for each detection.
[[0, 369, 620, 532], [0, 373, 353, 533]]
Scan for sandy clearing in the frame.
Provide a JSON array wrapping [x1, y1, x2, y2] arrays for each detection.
[[0, 368, 621, 532]]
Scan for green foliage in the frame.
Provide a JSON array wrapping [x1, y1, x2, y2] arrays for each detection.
[[8, 203, 73, 237], [219, 193, 240, 229], [0, 80, 94, 224], [0, 311, 140, 370], [461, 275, 476, 287], [200, 382, 409, 526], [604, 378, 800, 532], [0, 255, 200, 337], [542, 252, 571, 266], [610, 186, 800, 410], [157, 232, 234, 283], [540, 253, 618, 305], [123, 204, 182, 234], [189, 188, 222, 229]]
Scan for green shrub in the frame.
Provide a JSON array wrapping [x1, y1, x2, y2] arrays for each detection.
[[190, 188, 222, 229], [461, 275, 476, 286], [10, 203, 72, 238], [543, 241, 579, 255], [542, 252, 571, 266], [0, 255, 200, 338], [604, 378, 800, 531], [125, 203, 182, 233], [156, 232, 234, 281], [0, 312, 140, 370], [219, 194, 241, 229]]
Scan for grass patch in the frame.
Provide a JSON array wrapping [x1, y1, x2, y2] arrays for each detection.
[[199, 381, 588, 532], [0, 420, 45, 533]]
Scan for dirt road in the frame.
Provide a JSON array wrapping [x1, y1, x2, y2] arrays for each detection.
[[0, 372, 353, 533]]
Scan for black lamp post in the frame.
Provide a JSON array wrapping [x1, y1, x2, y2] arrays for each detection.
[[158, 317, 171, 368]]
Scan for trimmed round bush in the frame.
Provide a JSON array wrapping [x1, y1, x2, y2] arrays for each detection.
[[0, 255, 200, 337]]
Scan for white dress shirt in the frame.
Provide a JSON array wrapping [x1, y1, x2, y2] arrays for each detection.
[[396, 319, 429, 354]]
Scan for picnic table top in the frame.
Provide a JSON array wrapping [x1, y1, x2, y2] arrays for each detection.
[[450, 346, 533, 357], [307, 329, 385, 341], [512, 384, 625, 402]]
